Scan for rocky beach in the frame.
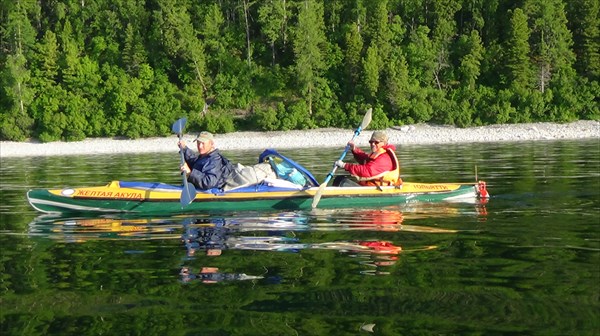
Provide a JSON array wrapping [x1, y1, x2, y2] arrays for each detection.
[[1, 120, 598, 158]]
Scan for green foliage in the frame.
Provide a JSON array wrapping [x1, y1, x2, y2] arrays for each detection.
[[311, 77, 343, 128], [484, 89, 518, 124], [281, 100, 315, 130], [197, 110, 236, 134], [368, 105, 390, 130], [362, 44, 380, 98], [442, 88, 474, 127], [576, 78, 600, 120], [293, 0, 328, 115], [0, 111, 33, 141], [252, 105, 280, 131], [505, 8, 534, 90], [566, 0, 600, 81], [0, 0, 596, 142], [0, 53, 34, 140]]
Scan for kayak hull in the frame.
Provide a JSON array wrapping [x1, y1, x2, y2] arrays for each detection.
[[27, 180, 488, 215]]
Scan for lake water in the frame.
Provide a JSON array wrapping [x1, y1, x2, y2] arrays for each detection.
[[1, 139, 599, 335]]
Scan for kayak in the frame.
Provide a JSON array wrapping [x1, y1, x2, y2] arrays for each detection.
[[27, 149, 489, 215]]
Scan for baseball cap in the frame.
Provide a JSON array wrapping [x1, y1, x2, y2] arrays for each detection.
[[194, 131, 214, 143], [370, 131, 388, 143]]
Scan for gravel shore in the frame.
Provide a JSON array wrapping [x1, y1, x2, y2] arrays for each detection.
[[1, 121, 598, 158]]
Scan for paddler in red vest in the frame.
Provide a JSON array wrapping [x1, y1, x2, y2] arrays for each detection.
[[334, 130, 402, 187]]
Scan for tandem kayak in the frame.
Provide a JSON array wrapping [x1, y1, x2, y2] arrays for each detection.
[[27, 149, 489, 215]]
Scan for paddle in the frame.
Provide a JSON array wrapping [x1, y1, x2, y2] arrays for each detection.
[[311, 108, 372, 209], [171, 118, 197, 207]]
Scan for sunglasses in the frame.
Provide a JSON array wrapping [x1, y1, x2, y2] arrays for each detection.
[[369, 140, 380, 145]]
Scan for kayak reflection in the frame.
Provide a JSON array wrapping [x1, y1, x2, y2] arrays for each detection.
[[28, 215, 181, 242], [28, 201, 485, 242], [28, 204, 484, 280]]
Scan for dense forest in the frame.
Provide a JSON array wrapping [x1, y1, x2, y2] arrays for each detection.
[[0, 0, 598, 142]]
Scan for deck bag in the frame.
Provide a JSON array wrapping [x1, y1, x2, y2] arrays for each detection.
[[268, 157, 308, 187]]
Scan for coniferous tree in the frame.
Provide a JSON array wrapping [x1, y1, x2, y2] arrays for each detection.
[[504, 8, 534, 91], [258, 0, 288, 66], [429, 0, 461, 91], [293, 0, 328, 116], [457, 29, 484, 90], [524, 0, 578, 121], [344, 22, 364, 97], [0, 0, 37, 140], [566, 0, 600, 81]]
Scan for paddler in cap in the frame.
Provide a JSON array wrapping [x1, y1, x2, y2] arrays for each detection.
[[178, 131, 234, 190], [334, 130, 402, 187]]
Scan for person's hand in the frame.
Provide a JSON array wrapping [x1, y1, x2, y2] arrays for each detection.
[[178, 140, 187, 149], [347, 141, 355, 151], [335, 160, 345, 169], [181, 163, 191, 175]]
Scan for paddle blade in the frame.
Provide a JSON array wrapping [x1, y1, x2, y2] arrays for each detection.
[[172, 118, 187, 134], [361, 108, 373, 130], [180, 183, 197, 207], [311, 182, 328, 209]]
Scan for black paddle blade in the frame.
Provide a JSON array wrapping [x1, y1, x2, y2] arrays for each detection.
[[172, 118, 187, 135]]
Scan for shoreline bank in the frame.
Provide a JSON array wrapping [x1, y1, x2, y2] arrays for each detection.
[[1, 121, 598, 158]]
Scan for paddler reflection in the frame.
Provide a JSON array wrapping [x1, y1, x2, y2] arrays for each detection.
[[181, 218, 229, 257], [181, 216, 404, 254], [321, 208, 404, 231], [181, 219, 404, 278]]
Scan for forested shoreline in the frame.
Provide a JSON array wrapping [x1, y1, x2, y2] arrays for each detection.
[[1, 0, 598, 142]]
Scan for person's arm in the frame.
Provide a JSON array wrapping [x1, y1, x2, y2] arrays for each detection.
[[181, 146, 198, 163], [351, 147, 369, 163], [345, 154, 392, 178]]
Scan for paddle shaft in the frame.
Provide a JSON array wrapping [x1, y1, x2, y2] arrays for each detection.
[[172, 118, 197, 207], [321, 130, 361, 185], [311, 108, 372, 209]]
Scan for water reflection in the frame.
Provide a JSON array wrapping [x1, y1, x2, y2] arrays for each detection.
[[4, 140, 598, 334], [28, 215, 182, 241], [28, 202, 486, 282], [28, 202, 486, 242], [179, 216, 407, 280], [179, 266, 265, 284]]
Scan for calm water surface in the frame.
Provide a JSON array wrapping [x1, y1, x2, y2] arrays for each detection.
[[1, 140, 599, 335]]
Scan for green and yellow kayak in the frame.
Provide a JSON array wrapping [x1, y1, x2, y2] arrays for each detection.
[[27, 180, 488, 214], [27, 149, 489, 215]]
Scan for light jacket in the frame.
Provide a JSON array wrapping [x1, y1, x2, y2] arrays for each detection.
[[344, 145, 402, 186], [183, 147, 234, 190]]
